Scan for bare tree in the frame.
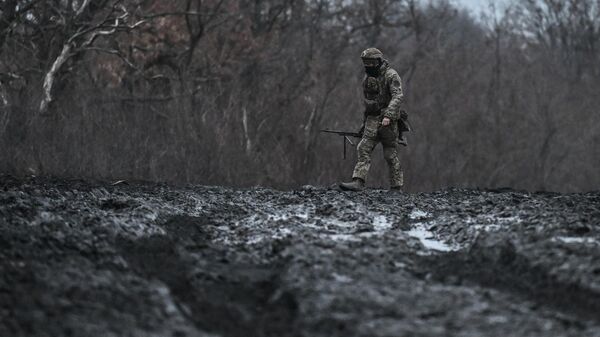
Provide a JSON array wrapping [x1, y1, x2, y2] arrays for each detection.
[[0, 0, 598, 192], [38, 1, 147, 113]]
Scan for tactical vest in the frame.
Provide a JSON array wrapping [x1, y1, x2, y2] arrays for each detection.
[[363, 65, 392, 116], [362, 63, 412, 134]]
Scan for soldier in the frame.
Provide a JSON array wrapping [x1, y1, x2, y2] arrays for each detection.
[[340, 48, 409, 192]]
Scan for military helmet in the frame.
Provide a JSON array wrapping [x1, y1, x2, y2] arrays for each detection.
[[361, 48, 383, 60]]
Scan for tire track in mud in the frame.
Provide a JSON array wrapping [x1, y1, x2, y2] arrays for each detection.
[[117, 215, 299, 337], [420, 236, 600, 326], [2, 176, 599, 336]]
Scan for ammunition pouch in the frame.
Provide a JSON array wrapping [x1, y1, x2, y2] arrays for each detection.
[[364, 99, 380, 115], [400, 109, 408, 121], [398, 109, 411, 132], [363, 76, 381, 115]]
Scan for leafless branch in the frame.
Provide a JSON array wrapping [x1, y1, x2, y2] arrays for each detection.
[[75, 0, 92, 17], [84, 47, 139, 70], [39, 43, 72, 114]]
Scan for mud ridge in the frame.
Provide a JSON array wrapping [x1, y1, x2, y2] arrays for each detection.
[[1, 175, 599, 336], [425, 235, 600, 325], [118, 215, 299, 337]]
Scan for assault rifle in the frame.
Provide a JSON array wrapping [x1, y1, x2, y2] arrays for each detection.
[[320, 129, 361, 159], [321, 128, 408, 159]]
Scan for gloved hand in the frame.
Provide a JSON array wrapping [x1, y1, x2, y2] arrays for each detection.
[[400, 110, 408, 120]]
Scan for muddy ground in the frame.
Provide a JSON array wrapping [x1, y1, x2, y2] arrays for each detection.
[[0, 175, 599, 337]]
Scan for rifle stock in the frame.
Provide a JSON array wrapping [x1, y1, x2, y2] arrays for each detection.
[[320, 129, 362, 138], [320, 129, 361, 159]]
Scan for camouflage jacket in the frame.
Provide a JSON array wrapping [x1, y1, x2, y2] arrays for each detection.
[[362, 60, 405, 122]]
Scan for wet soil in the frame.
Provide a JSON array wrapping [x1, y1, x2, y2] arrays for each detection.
[[1, 175, 599, 336]]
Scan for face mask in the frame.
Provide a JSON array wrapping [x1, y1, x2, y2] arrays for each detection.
[[365, 66, 379, 77], [363, 59, 380, 76]]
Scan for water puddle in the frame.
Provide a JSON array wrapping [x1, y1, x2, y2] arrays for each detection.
[[326, 234, 362, 242], [406, 222, 458, 252], [554, 236, 599, 245], [409, 209, 431, 220], [372, 215, 392, 231]]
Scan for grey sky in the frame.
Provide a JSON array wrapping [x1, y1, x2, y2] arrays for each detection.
[[453, 0, 509, 14], [455, 0, 488, 13]]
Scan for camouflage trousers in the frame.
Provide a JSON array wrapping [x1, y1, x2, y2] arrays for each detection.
[[351, 115, 403, 187]]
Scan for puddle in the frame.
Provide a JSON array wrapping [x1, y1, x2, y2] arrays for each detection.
[[326, 234, 362, 242], [554, 237, 599, 245], [372, 215, 392, 231], [406, 223, 457, 252], [409, 209, 431, 220]]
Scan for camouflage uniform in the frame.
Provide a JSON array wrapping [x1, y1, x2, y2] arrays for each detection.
[[351, 49, 406, 188]]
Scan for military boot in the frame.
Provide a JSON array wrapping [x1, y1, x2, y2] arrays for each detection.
[[390, 185, 403, 193], [340, 178, 365, 191]]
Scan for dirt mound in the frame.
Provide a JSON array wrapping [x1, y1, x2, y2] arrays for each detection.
[[1, 175, 599, 336]]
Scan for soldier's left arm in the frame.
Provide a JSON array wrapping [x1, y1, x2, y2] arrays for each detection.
[[383, 70, 405, 121]]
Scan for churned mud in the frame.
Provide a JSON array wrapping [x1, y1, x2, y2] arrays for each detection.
[[1, 175, 599, 337]]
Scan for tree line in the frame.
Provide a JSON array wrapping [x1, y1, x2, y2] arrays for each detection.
[[1, 0, 598, 192]]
